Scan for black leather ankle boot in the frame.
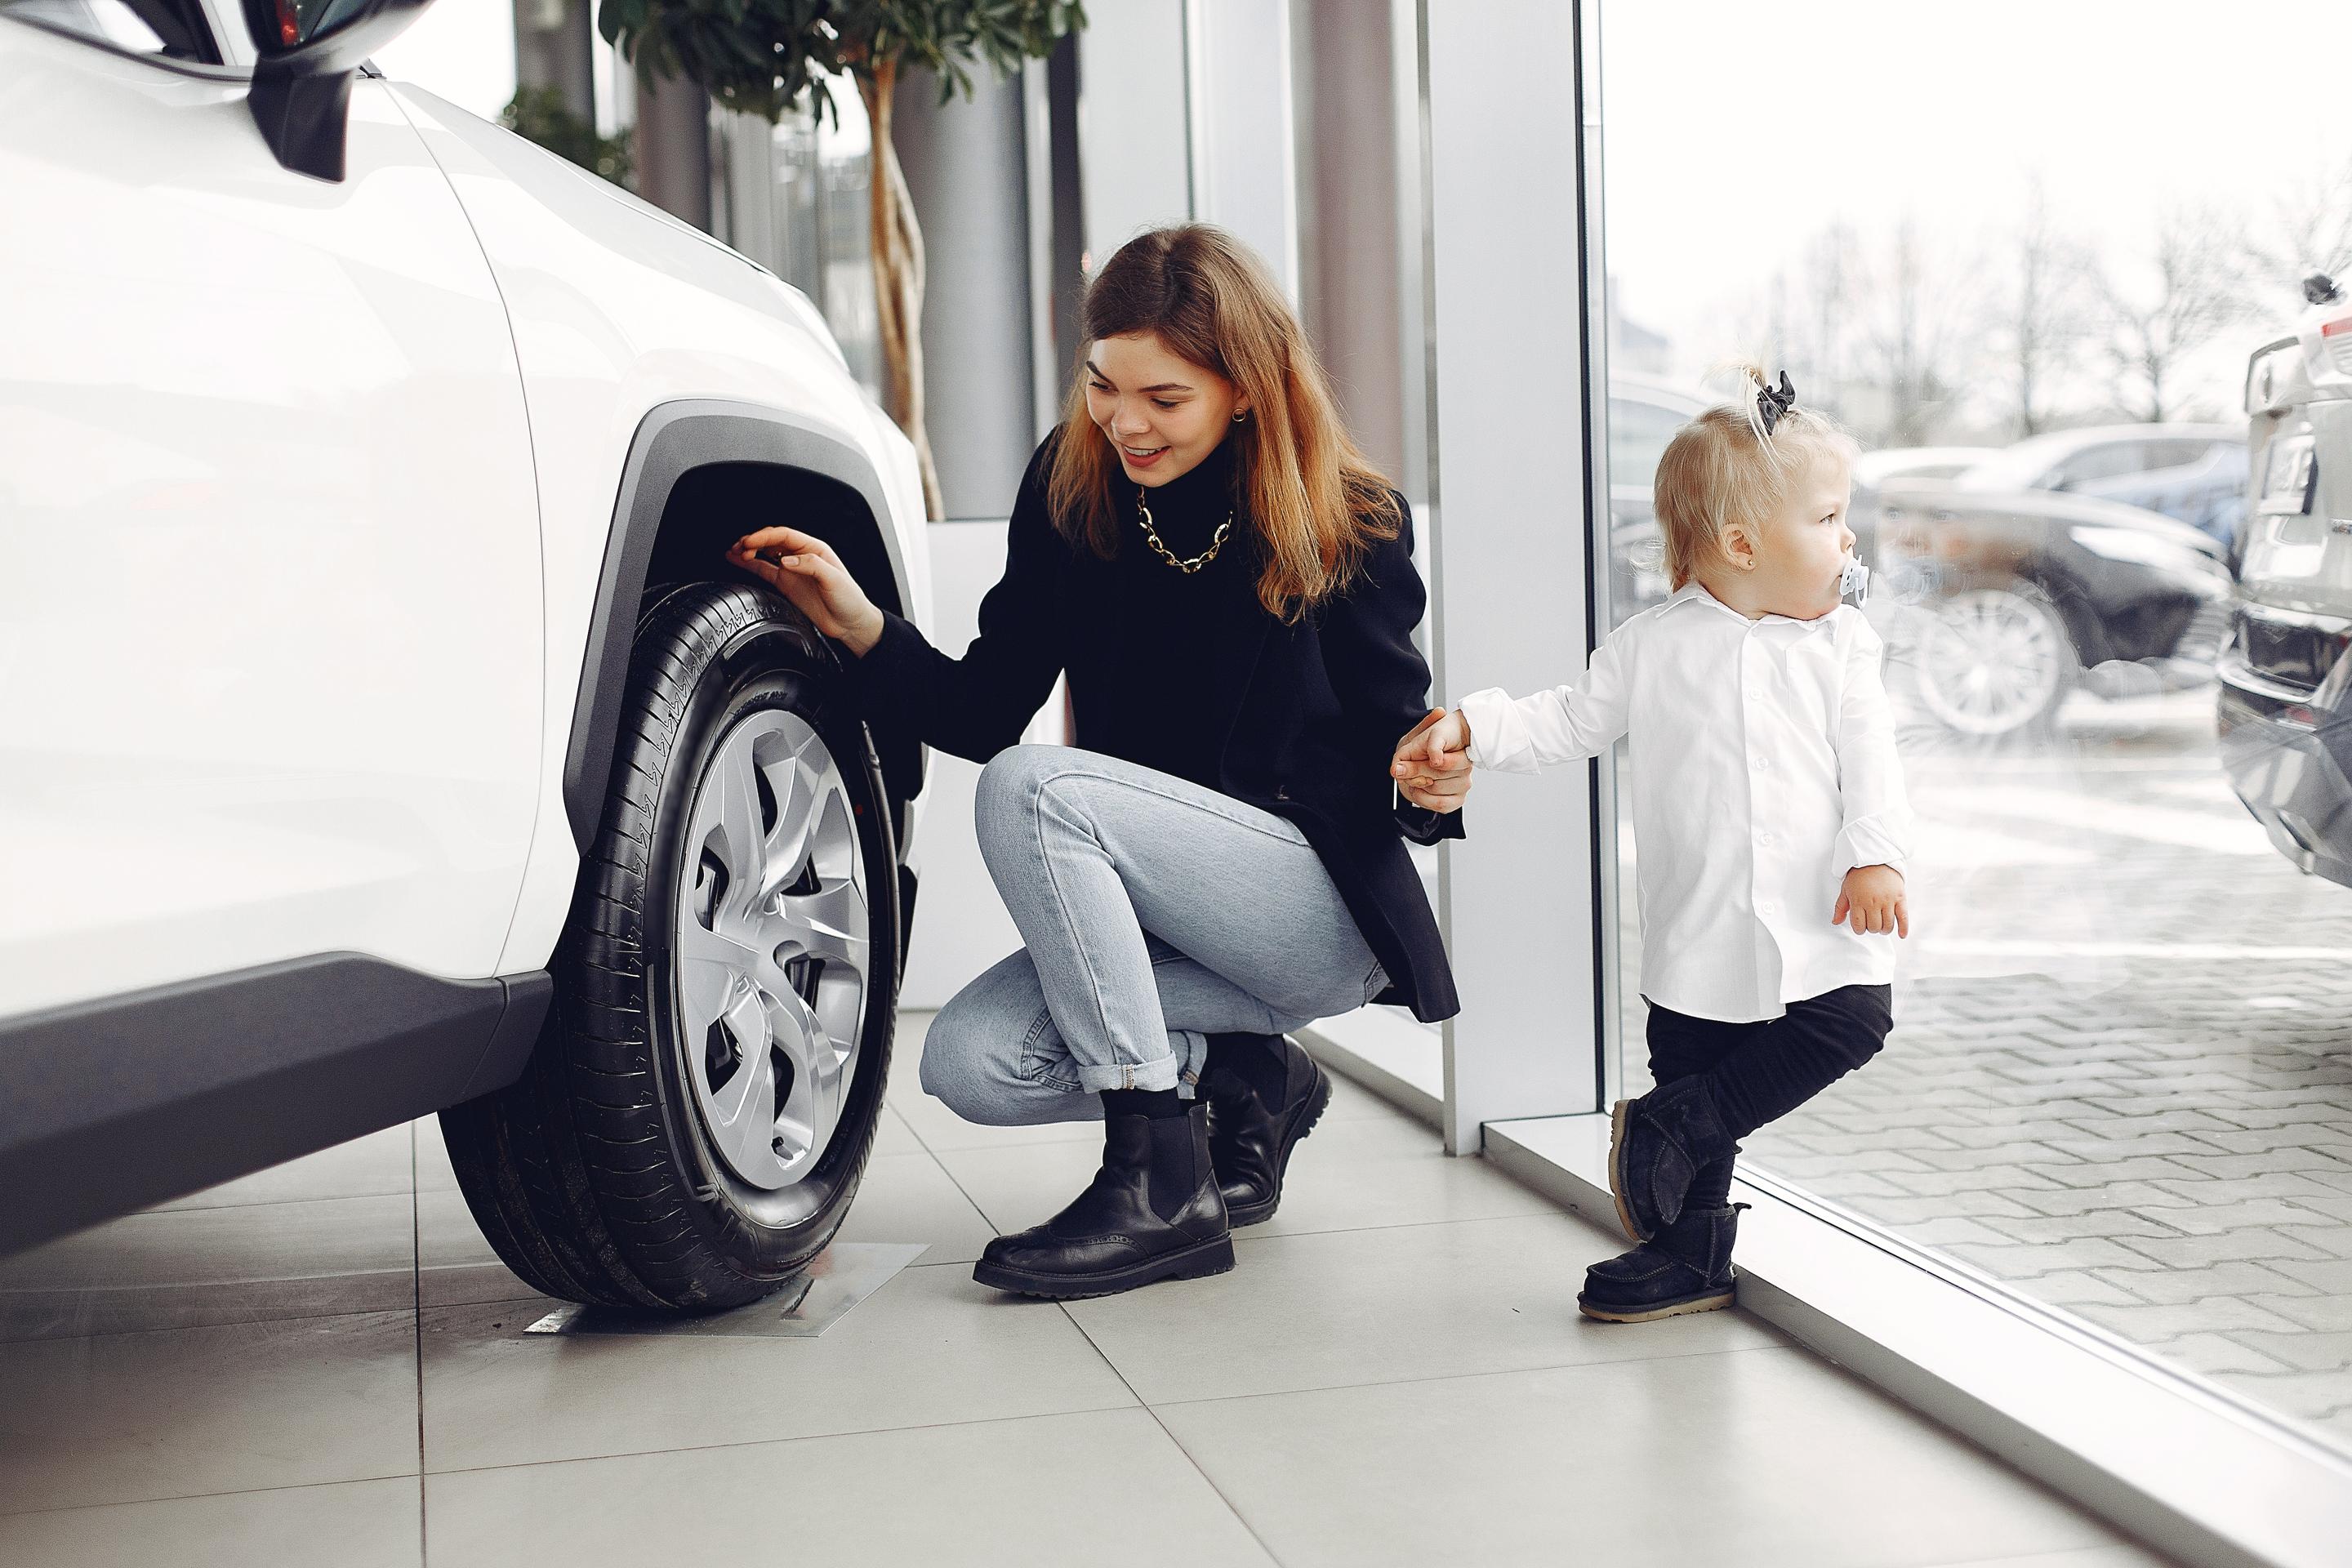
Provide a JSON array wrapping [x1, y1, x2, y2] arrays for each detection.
[[1577, 1203, 1745, 1323], [1609, 1076, 1736, 1241], [1204, 1034, 1333, 1227], [972, 1102, 1233, 1299]]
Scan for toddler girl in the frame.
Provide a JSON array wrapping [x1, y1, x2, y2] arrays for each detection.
[[1398, 368, 1911, 1321]]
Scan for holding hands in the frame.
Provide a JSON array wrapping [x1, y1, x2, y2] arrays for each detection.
[[1392, 707, 1472, 814]]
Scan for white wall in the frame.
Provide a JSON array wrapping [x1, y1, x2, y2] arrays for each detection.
[[896, 522, 1066, 1009]]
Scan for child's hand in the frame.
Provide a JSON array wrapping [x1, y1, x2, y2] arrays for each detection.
[[1833, 865, 1908, 938], [1391, 708, 1472, 813]]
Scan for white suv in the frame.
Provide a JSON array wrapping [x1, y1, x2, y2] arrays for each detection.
[[0, 0, 936, 1313]]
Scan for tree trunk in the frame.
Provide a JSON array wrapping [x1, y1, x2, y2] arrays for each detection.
[[858, 60, 944, 521]]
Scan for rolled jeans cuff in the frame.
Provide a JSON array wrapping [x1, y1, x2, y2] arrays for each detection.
[[1076, 1056, 1183, 1094]]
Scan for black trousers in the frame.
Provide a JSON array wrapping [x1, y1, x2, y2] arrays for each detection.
[[1643, 983, 1895, 1211]]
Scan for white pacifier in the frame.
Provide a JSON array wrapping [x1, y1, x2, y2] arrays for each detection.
[[1839, 555, 1869, 606]]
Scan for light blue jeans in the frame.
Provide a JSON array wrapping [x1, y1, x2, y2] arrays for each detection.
[[920, 746, 1388, 1126]]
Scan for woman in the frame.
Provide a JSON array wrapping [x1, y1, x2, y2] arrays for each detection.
[[728, 225, 1471, 1300]]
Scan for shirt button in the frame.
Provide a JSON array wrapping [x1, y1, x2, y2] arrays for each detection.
[[1752, 756, 1770, 772], [1757, 901, 1776, 915], [1758, 832, 1775, 846]]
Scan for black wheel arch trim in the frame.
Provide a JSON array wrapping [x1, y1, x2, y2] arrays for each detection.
[[565, 399, 923, 854], [0, 955, 550, 1257]]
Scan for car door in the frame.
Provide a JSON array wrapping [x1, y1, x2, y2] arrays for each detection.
[[0, 7, 543, 1018]]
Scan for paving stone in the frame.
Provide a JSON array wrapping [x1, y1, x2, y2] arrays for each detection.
[[1944, 1238, 2158, 1276], [2247, 1294, 2352, 1334], [2123, 1200, 2343, 1236], [2020, 1157, 2207, 1190], [2148, 1332, 2299, 1377], [2084, 1261, 2318, 1308], [2114, 1229, 2332, 1270], [2012, 1182, 2203, 1218], [1971, 1210, 2185, 1245], [2074, 1298, 2310, 1341], [2270, 1258, 2352, 1295]]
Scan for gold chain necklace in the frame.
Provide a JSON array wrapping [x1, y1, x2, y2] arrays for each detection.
[[1135, 489, 1235, 574]]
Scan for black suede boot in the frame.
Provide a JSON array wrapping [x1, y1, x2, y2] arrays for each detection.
[[1609, 1076, 1736, 1241], [972, 1102, 1232, 1298], [1577, 1204, 1745, 1323], [1203, 1034, 1334, 1227]]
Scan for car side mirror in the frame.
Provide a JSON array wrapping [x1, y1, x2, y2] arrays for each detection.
[[242, 0, 433, 181]]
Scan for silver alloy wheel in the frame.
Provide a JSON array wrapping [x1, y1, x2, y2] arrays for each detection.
[[1913, 588, 2070, 737], [675, 710, 871, 1190]]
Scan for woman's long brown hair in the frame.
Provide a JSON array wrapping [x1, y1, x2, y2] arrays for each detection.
[[1045, 225, 1402, 621]]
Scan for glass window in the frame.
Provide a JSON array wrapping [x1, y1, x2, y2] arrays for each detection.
[[1599, 0, 2352, 1461], [4, 0, 217, 61], [1607, 396, 1686, 490]]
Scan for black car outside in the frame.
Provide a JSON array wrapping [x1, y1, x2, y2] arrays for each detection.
[[1871, 483, 2234, 737]]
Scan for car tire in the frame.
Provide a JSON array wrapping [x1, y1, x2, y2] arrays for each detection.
[[442, 582, 901, 1312], [1908, 582, 2078, 739]]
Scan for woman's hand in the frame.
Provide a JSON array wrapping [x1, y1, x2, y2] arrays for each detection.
[[1390, 707, 1472, 813], [725, 527, 888, 657], [1834, 864, 1909, 938]]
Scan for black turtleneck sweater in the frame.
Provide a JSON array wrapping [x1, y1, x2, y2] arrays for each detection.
[[1071, 435, 1256, 794], [839, 424, 1468, 1023]]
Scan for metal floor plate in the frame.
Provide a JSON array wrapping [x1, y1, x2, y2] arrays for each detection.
[[523, 1243, 929, 1339]]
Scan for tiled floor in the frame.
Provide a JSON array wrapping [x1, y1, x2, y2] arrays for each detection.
[[0, 1011, 2176, 1567]]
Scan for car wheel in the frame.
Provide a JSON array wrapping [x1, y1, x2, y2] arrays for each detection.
[[441, 582, 900, 1312], [1909, 584, 2077, 738]]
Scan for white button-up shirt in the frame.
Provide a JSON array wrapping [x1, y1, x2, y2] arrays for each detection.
[[1462, 581, 1912, 1023]]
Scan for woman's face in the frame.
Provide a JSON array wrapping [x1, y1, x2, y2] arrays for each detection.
[[1083, 332, 1248, 487]]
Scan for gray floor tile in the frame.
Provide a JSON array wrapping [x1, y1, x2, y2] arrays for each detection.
[[1154, 1350, 2131, 1568], [412, 1116, 458, 1193], [154, 1126, 417, 1212], [425, 1406, 1270, 1568], [0, 1477, 421, 1568], [832, 1150, 1000, 1267], [872, 1102, 924, 1157], [420, 1258, 1136, 1472], [0, 1194, 418, 1340], [0, 1312, 421, 1513], [416, 1189, 537, 1309], [1058, 1211, 1780, 1405]]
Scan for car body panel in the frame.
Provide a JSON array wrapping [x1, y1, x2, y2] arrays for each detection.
[[0, 22, 542, 1016], [2222, 292, 2352, 885], [385, 86, 933, 978]]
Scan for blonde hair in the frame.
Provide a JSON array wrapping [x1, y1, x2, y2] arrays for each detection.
[[1654, 363, 1860, 589], [1047, 224, 1402, 621]]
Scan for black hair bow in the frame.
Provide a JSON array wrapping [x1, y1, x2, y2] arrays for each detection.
[[1757, 371, 1797, 435]]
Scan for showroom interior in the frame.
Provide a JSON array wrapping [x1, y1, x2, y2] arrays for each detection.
[[5, 0, 2352, 1563]]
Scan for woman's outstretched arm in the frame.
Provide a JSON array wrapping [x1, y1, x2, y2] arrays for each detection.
[[730, 443, 1068, 764]]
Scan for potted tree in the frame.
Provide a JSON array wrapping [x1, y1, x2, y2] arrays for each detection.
[[599, 0, 1087, 519]]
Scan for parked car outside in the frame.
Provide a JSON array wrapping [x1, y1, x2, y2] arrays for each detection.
[[2220, 274, 2352, 888], [1948, 422, 2249, 554], [1853, 447, 2002, 488], [1873, 480, 2232, 737], [0, 0, 936, 1313]]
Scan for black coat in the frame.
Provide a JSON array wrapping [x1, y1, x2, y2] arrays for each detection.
[[846, 435, 1463, 1022]]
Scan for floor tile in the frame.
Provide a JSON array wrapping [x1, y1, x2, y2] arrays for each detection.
[[0, 1195, 418, 1340], [412, 1116, 458, 1193], [154, 1126, 417, 1212], [1154, 1349, 2132, 1568], [832, 1150, 1000, 1267], [871, 1102, 924, 1157], [0, 1312, 421, 1512], [416, 1189, 536, 1309], [420, 1259, 1136, 1472], [0, 1477, 421, 1568], [1058, 1211, 1780, 1405], [426, 1406, 1269, 1568]]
